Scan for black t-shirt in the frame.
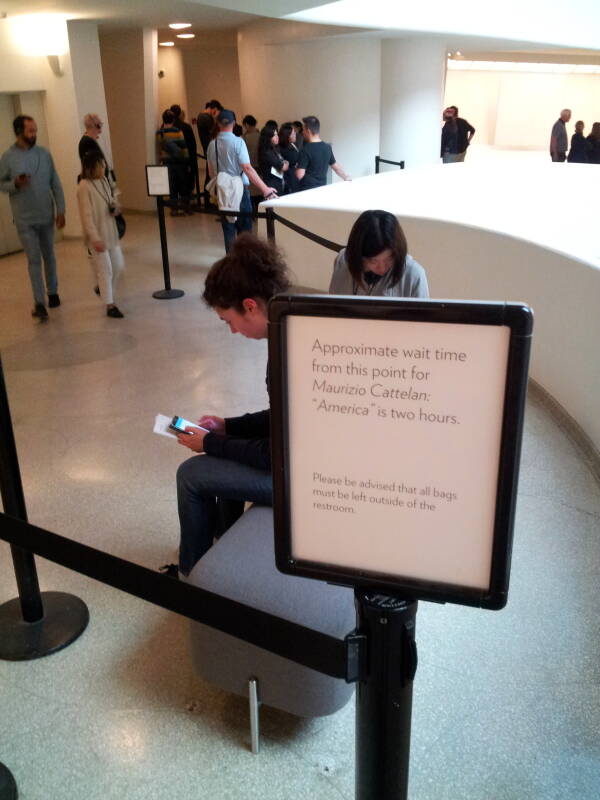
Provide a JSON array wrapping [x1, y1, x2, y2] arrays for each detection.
[[297, 141, 335, 190]]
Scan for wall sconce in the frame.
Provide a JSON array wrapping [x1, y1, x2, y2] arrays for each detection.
[[47, 55, 63, 77]]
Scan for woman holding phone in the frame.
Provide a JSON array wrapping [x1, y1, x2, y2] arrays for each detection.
[[162, 232, 292, 578], [329, 209, 429, 298]]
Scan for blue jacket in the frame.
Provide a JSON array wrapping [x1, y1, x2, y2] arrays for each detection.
[[0, 144, 65, 225]]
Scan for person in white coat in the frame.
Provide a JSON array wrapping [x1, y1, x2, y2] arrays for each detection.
[[77, 151, 125, 317]]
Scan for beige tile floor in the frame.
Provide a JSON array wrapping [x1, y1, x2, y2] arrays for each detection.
[[0, 212, 599, 799]]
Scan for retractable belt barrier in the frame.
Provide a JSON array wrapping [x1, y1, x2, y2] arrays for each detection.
[[375, 156, 405, 173], [0, 511, 349, 678]]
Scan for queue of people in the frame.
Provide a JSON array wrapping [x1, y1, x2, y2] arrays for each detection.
[[188, 99, 351, 199], [550, 109, 600, 163]]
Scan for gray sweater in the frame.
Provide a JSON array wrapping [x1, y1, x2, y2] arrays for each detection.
[[0, 144, 65, 226], [329, 248, 429, 297]]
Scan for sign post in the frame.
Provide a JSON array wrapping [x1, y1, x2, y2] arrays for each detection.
[[269, 295, 533, 798], [146, 165, 184, 300]]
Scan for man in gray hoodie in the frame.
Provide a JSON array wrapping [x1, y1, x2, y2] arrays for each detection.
[[0, 115, 66, 320]]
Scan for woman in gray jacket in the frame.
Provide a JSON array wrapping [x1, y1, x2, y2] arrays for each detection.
[[329, 209, 429, 298]]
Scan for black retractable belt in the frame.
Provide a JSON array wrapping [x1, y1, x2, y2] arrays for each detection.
[[269, 210, 343, 253]]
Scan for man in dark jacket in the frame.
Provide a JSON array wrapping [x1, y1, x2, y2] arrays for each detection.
[[170, 104, 199, 199], [441, 105, 475, 163]]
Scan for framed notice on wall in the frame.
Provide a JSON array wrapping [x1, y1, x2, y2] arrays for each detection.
[[269, 296, 533, 609], [146, 165, 170, 196]]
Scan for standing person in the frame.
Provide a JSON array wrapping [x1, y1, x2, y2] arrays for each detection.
[[76, 151, 125, 318], [165, 232, 292, 578], [170, 104, 199, 202], [550, 109, 571, 162], [258, 122, 288, 197], [196, 100, 222, 156], [243, 114, 261, 210], [196, 100, 222, 205], [156, 109, 190, 215], [295, 115, 351, 191], [242, 115, 260, 165], [0, 115, 65, 320], [586, 122, 600, 164], [278, 122, 300, 193], [329, 210, 429, 298], [292, 121, 304, 149], [78, 113, 117, 184], [441, 105, 475, 163], [567, 121, 589, 163], [207, 109, 278, 253]]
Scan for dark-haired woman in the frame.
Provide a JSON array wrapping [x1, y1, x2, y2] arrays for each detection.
[[329, 210, 429, 298], [168, 233, 292, 578], [567, 121, 589, 163], [258, 123, 288, 196], [586, 122, 600, 165], [279, 122, 300, 193], [76, 151, 126, 317]]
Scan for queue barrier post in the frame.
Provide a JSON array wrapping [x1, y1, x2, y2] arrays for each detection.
[[0, 357, 89, 661], [354, 591, 418, 800], [153, 196, 184, 300], [0, 763, 17, 800], [266, 207, 276, 244], [375, 156, 405, 173]]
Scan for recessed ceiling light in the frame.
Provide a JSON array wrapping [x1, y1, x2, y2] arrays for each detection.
[[159, 41, 175, 47], [177, 33, 195, 39], [456, 51, 462, 56], [169, 23, 191, 29]]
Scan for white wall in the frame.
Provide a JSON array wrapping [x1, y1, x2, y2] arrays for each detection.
[[238, 20, 381, 179], [67, 20, 115, 170], [182, 33, 242, 121], [380, 39, 447, 168], [100, 29, 157, 212], [0, 18, 83, 236], [157, 47, 189, 116], [445, 69, 600, 148]]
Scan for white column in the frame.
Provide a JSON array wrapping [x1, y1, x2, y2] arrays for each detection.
[[67, 20, 114, 168], [99, 28, 157, 211], [380, 38, 447, 169], [143, 28, 158, 172]]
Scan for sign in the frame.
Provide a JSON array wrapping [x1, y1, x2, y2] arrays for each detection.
[[146, 165, 170, 196], [269, 296, 533, 609]]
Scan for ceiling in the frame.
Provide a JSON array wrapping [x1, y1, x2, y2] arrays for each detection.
[[1, 0, 599, 57]]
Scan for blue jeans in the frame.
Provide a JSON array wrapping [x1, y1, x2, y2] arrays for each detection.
[[176, 454, 272, 576], [222, 187, 253, 253], [16, 221, 58, 305]]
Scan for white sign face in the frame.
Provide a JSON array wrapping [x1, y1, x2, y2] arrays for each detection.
[[146, 165, 170, 196], [286, 315, 511, 591]]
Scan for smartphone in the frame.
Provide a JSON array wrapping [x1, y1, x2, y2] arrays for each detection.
[[169, 415, 209, 435]]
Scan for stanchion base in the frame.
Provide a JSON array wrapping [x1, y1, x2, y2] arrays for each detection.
[[152, 289, 184, 299], [0, 591, 89, 661], [0, 763, 17, 800]]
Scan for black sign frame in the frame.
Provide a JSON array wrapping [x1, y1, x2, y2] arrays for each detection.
[[268, 295, 533, 610]]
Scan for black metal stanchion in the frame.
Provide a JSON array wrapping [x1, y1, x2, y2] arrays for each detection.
[[152, 196, 184, 300], [266, 207, 276, 244], [0, 763, 17, 800], [354, 590, 418, 800], [0, 359, 89, 661]]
